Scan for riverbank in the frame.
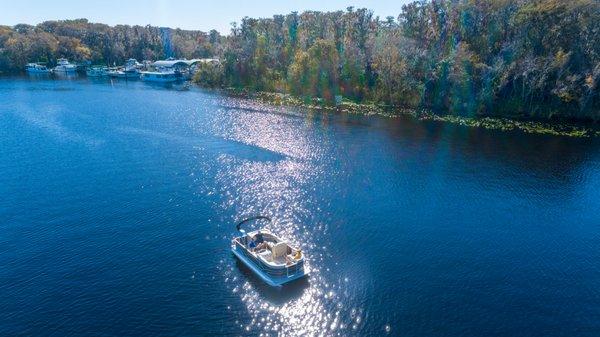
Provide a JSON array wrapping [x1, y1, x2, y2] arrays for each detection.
[[4, 74, 600, 337], [223, 90, 600, 138]]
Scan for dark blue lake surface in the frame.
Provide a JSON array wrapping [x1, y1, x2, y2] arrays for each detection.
[[1, 76, 600, 336]]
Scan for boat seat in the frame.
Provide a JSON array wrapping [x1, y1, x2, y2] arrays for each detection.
[[259, 250, 272, 261], [271, 242, 288, 259]]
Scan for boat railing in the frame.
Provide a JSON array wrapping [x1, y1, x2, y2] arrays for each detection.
[[233, 238, 303, 278]]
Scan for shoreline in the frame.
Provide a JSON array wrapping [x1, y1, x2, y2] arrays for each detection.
[[3, 74, 598, 138], [221, 89, 600, 138]]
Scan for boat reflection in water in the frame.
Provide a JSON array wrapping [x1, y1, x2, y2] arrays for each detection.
[[234, 258, 309, 302], [53, 71, 79, 80]]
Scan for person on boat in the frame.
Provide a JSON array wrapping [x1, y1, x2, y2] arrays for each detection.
[[255, 231, 264, 244], [250, 231, 269, 251], [285, 249, 302, 265], [248, 238, 257, 250]]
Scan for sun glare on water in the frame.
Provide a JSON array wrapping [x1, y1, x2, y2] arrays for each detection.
[[208, 98, 365, 336]]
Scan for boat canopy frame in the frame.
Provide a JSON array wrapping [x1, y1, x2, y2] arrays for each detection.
[[236, 215, 271, 233]]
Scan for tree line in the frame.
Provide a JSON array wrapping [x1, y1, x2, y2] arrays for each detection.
[[1, 0, 599, 121], [198, 0, 599, 121], [0, 19, 223, 71]]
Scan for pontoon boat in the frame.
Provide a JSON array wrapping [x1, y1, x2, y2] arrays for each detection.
[[232, 216, 308, 286]]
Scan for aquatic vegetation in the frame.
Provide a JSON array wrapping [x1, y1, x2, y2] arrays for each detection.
[[244, 90, 599, 138], [415, 114, 597, 138]]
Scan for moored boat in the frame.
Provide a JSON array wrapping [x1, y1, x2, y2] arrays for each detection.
[[107, 68, 140, 79], [86, 66, 109, 77], [53, 58, 77, 73], [125, 58, 143, 69], [140, 70, 178, 83], [25, 63, 50, 74], [231, 216, 308, 286], [107, 58, 142, 79]]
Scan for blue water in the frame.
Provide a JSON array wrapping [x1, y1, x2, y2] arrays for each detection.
[[1, 76, 600, 336]]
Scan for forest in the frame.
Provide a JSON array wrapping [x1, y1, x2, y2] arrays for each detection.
[[1, 0, 599, 121], [0, 19, 223, 71]]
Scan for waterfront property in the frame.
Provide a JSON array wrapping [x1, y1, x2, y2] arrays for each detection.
[[41, 57, 221, 82], [150, 58, 219, 80], [138, 58, 220, 82]]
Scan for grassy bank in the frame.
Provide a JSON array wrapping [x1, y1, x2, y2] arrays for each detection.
[[225, 90, 600, 138]]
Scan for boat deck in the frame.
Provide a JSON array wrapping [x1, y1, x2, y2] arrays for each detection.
[[232, 230, 308, 286]]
